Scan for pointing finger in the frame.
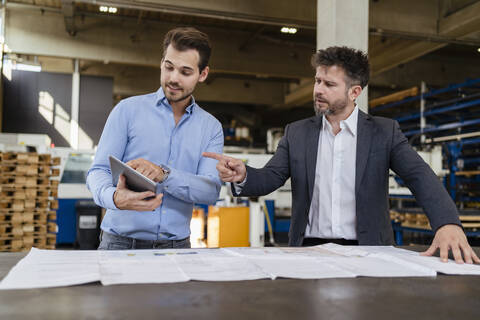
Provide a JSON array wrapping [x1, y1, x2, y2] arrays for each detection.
[[203, 152, 226, 161]]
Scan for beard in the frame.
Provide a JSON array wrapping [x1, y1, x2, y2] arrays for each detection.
[[313, 93, 349, 116], [162, 82, 194, 103]]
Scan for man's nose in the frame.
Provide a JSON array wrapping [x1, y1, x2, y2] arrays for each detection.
[[314, 84, 324, 96], [170, 70, 180, 83]]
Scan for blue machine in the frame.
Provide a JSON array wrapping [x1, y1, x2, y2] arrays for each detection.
[[55, 150, 95, 244], [264, 200, 290, 233]]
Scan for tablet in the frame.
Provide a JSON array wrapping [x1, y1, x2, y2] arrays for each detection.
[[109, 155, 157, 194]]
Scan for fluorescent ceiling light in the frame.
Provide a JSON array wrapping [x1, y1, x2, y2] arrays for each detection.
[[281, 27, 297, 34], [477, 47, 480, 53], [99, 6, 117, 13], [15, 63, 42, 72]]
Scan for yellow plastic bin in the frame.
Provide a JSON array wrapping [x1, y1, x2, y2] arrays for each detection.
[[207, 206, 249, 248]]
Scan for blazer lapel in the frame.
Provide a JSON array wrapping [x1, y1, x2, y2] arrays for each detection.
[[355, 110, 374, 194], [306, 116, 322, 203]]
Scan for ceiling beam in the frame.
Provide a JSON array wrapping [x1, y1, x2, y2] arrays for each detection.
[[5, 6, 314, 79], [370, 40, 446, 76], [61, 0, 77, 36], [439, 0, 480, 36], [283, 81, 314, 108], [74, 0, 316, 29], [370, 0, 480, 76]]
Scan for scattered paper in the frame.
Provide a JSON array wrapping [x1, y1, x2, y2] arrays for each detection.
[[2, 244, 480, 290], [0, 248, 100, 289]]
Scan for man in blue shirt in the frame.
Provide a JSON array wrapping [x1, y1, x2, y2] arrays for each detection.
[[87, 27, 223, 250]]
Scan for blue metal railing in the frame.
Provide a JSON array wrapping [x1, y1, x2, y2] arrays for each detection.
[[404, 118, 480, 136], [396, 99, 480, 123], [373, 78, 480, 112]]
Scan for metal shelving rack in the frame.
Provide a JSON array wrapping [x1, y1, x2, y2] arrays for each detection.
[[371, 78, 480, 244]]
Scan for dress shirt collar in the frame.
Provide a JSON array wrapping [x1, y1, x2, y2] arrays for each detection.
[[322, 105, 359, 137], [156, 86, 196, 114]]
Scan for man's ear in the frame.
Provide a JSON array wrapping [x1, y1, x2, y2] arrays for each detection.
[[349, 85, 363, 101], [198, 66, 209, 83]]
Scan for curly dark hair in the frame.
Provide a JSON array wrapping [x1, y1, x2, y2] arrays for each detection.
[[163, 27, 211, 72], [311, 46, 369, 88]]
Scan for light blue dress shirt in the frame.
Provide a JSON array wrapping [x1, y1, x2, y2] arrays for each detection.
[[86, 87, 223, 240]]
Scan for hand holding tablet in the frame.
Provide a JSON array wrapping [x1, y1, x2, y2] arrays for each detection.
[[109, 156, 163, 211], [109, 155, 157, 193]]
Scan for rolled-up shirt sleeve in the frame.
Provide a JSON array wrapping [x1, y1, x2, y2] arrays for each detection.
[[157, 121, 224, 205]]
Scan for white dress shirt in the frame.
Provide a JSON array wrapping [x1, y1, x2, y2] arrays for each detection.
[[305, 106, 358, 240]]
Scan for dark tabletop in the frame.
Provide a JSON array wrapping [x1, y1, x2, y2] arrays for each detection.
[[0, 247, 479, 320]]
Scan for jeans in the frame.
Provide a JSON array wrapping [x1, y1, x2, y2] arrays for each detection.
[[98, 231, 191, 250]]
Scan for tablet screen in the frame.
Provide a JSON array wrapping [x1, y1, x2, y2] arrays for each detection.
[[109, 156, 157, 194]]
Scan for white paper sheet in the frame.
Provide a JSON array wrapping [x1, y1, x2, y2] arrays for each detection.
[[355, 245, 480, 275], [1, 244, 479, 290], [323, 244, 480, 276], [99, 249, 191, 285], [174, 255, 270, 281], [248, 256, 356, 279], [0, 248, 100, 289]]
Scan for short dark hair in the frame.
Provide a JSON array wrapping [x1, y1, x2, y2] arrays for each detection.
[[311, 46, 369, 88], [163, 27, 211, 72]]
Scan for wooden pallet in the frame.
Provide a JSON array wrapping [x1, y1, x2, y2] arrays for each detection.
[[0, 211, 48, 224], [0, 189, 53, 201], [0, 223, 47, 237], [0, 238, 24, 251], [0, 152, 60, 166], [458, 215, 480, 228], [23, 235, 47, 248], [0, 165, 60, 177], [0, 176, 57, 188], [391, 210, 480, 230], [0, 236, 55, 251], [0, 185, 58, 194], [47, 211, 57, 221], [51, 157, 61, 166], [0, 199, 58, 211], [47, 233, 56, 245], [0, 200, 25, 211], [46, 222, 57, 233], [0, 152, 36, 164]]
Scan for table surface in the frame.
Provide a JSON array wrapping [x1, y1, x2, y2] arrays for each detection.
[[1, 247, 479, 320]]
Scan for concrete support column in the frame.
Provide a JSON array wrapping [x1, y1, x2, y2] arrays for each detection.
[[70, 58, 79, 149], [317, 0, 369, 112], [0, 0, 6, 131]]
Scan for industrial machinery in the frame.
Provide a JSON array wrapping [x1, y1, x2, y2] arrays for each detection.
[[51, 148, 95, 245], [222, 149, 292, 245]]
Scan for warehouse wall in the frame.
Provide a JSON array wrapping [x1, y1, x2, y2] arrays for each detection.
[[2, 70, 112, 148], [79, 75, 113, 149]]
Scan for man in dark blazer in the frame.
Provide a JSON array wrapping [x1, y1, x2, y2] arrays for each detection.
[[204, 46, 479, 264]]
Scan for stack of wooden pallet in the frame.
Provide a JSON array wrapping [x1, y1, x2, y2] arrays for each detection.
[[0, 152, 60, 251], [390, 210, 480, 231]]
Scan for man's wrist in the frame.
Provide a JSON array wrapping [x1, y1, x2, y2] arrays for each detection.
[[158, 165, 171, 183], [113, 190, 121, 209], [235, 173, 247, 186]]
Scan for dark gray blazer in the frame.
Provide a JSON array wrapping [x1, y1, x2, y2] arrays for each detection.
[[233, 110, 461, 246]]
